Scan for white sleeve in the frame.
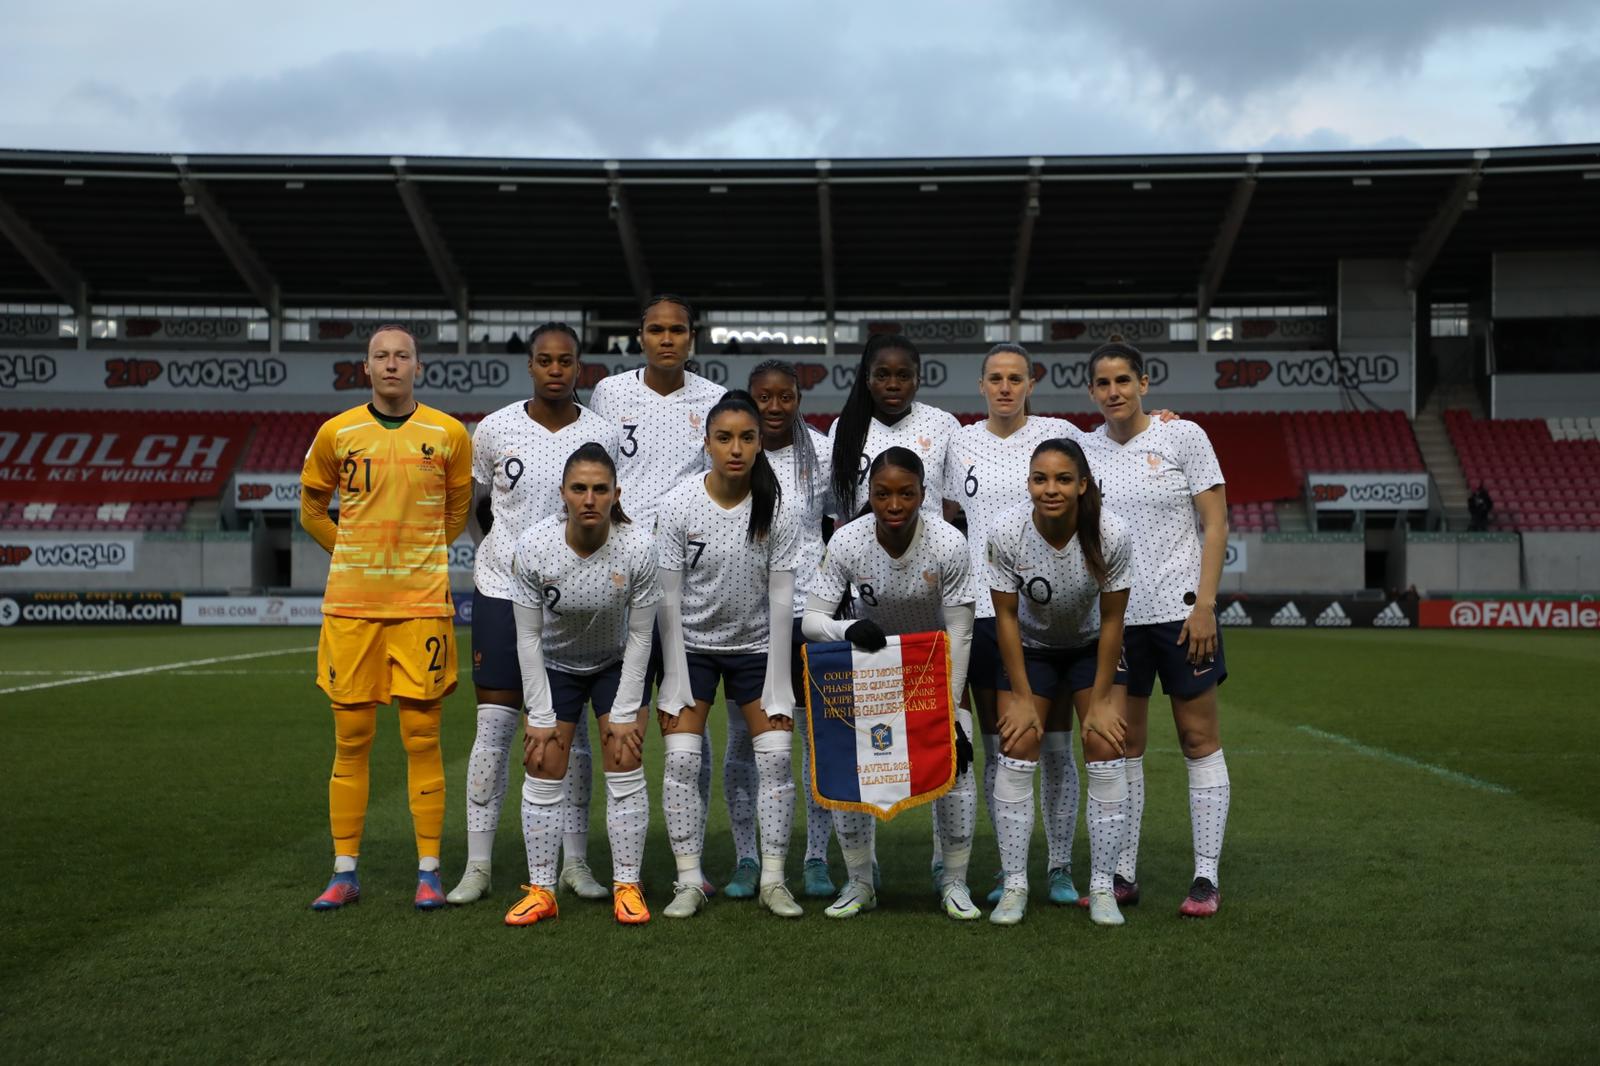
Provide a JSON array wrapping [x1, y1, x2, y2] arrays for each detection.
[[606, 601, 657, 725], [801, 593, 852, 643], [513, 601, 556, 728], [940, 534, 977, 608], [654, 567, 693, 715], [986, 524, 1018, 594], [1177, 422, 1225, 494], [945, 601, 975, 717], [810, 536, 850, 604], [761, 570, 796, 718]]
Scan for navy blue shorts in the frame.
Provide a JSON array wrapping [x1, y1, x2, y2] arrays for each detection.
[[789, 615, 807, 683], [687, 651, 767, 708], [969, 616, 1001, 691], [996, 642, 1128, 699], [1122, 619, 1227, 700], [548, 663, 624, 723], [644, 622, 664, 699], [470, 589, 520, 692]]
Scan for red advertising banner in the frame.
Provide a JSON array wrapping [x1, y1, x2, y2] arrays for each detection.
[[1420, 599, 1600, 629], [0, 411, 248, 502]]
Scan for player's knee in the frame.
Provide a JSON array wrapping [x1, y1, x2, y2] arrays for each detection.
[[398, 708, 441, 754], [332, 705, 377, 757]]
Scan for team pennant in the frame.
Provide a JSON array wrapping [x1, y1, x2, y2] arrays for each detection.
[[802, 631, 956, 820]]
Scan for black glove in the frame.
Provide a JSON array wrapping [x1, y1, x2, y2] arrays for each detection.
[[844, 619, 887, 652], [954, 720, 973, 777]]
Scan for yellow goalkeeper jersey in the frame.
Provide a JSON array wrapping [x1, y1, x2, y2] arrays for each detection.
[[301, 402, 473, 619]]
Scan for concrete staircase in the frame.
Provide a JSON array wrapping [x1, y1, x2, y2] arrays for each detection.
[[1415, 384, 1485, 531]]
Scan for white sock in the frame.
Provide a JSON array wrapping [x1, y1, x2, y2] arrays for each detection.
[[798, 708, 834, 862], [1085, 759, 1128, 893], [980, 732, 1000, 844], [663, 732, 705, 887], [418, 856, 439, 873], [520, 774, 564, 888], [605, 768, 648, 885], [935, 766, 977, 888], [835, 812, 876, 887], [561, 723, 592, 866], [697, 725, 714, 839], [752, 730, 794, 887], [1116, 754, 1145, 882], [1187, 749, 1230, 886], [465, 703, 520, 863], [334, 855, 357, 874], [724, 712, 759, 863], [992, 755, 1036, 891], [1040, 730, 1079, 871]]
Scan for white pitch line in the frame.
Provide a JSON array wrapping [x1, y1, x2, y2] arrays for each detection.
[[1295, 726, 1513, 795], [0, 646, 315, 697]]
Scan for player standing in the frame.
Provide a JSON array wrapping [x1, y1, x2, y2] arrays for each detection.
[[986, 438, 1132, 926], [447, 323, 619, 906], [1080, 337, 1231, 918], [653, 392, 805, 919], [827, 334, 962, 521], [503, 444, 660, 927], [749, 359, 839, 899], [943, 344, 1084, 907], [302, 326, 472, 910], [588, 295, 732, 896], [802, 448, 978, 920]]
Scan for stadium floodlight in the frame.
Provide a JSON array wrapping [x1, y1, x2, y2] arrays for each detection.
[[1132, 181, 1152, 190], [497, 184, 516, 193], [285, 181, 304, 190], [919, 183, 938, 192], [1352, 177, 1373, 186], [709, 185, 728, 194], [64, 177, 84, 187]]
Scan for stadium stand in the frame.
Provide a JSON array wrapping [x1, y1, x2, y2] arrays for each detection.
[[1446, 409, 1600, 531], [0, 499, 187, 531]]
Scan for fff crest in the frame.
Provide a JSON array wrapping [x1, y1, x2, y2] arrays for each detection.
[[870, 722, 893, 752]]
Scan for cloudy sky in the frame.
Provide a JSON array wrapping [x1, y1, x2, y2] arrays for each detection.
[[1, 1, 1596, 159]]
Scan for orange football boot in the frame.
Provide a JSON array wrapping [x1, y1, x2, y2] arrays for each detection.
[[504, 885, 558, 927], [613, 882, 651, 925]]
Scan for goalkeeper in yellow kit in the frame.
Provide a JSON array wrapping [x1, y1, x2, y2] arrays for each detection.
[[301, 326, 473, 910]]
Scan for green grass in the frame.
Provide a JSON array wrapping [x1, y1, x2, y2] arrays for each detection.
[[2, 626, 1597, 1064]]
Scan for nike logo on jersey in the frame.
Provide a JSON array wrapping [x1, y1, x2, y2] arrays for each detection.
[[421, 785, 444, 795]]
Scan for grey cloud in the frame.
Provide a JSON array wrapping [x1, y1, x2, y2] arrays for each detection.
[[1511, 46, 1600, 139], [165, 4, 1199, 158], [1032, 0, 1596, 100], [1257, 128, 1421, 152]]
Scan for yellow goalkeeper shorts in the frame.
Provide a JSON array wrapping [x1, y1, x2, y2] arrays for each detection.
[[316, 615, 458, 705]]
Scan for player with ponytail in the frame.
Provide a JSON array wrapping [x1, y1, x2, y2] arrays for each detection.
[[985, 437, 1132, 926], [828, 334, 961, 521], [1081, 335, 1231, 919], [653, 390, 806, 919], [748, 360, 840, 898]]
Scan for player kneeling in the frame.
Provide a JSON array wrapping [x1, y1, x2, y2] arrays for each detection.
[[506, 444, 660, 926], [987, 439, 1132, 926]]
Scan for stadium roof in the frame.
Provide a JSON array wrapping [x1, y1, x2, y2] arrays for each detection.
[[0, 144, 1596, 316]]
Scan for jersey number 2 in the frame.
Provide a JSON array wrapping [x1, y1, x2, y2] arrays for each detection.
[[425, 635, 447, 672]]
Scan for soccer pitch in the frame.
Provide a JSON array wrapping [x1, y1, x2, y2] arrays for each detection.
[[3, 626, 1597, 1064]]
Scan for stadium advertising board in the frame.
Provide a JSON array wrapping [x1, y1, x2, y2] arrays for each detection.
[[182, 595, 325, 625], [120, 317, 248, 344], [0, 591, 181, 626], [0, 349, 1411, 404], [1223, 537, 1247, 573], [1308, 473, 1431, 511], [315, 319, 440, 344], [1050, 318, 1169, 344], [1420, 599, 1600, 629], [0, 313, 58, 342], [863, 318, 985, 343], [0, 411, 247, 502], [1216, 594, 1416, 628], [234, 473, 305, 510], [0, 535, 136, 572], [1228, 317, 1332, 345]]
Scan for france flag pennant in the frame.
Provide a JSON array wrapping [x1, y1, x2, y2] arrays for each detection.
[[802, 631, 956, 820]]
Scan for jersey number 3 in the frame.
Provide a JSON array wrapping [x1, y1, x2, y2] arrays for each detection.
[[620, 425, 639, 457]]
